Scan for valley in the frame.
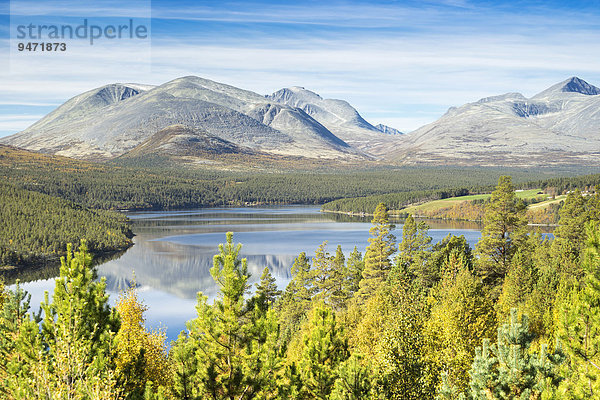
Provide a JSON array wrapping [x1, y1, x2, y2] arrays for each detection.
[[1, 74, 600, 400]]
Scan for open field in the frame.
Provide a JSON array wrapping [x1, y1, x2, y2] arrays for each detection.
[[528, 195, 568, 210], [398, 189, 549, 215]]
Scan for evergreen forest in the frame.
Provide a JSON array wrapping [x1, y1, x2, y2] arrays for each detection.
[[0, 145, 586, 210], [0, 182, 133, 270], [2, 176, 600, 399]]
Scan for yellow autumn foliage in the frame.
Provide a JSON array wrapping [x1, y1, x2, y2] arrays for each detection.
[[115, 285, 173, 393], [424, 252, 496, 393]]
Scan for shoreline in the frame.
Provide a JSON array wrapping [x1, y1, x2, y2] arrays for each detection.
[[320, 208, 558, 227], [0, 244, 134, 284]]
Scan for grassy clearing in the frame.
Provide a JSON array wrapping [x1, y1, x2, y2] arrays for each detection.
[[398, 195, 486, 214], [528, 195, 567, 210], [397, 189, 548, 215]]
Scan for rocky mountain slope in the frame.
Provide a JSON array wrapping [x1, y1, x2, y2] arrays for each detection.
[[393, 77, 600, 166], [3, 76, 599, 167], [375, 124, 404, 135], [266, 86, 399, 156], [1, 77, 366, 161]]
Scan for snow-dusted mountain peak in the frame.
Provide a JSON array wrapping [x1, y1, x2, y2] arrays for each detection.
[[534, 76, 600, 99]]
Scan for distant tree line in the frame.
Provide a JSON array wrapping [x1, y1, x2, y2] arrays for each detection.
[[0, 145, 571, 210], [321, 187, 473, 214], [322, 173, 600, 215], [537, 173, 600, 193]]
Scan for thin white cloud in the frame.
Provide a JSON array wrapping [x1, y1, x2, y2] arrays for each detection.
[[0, 1, 598, 136], [10, 0, 151, 17], [150, 4, 435, 27], [0, 101, 61, 106], [149, 2, 599, 33], [0, 114, 44, 132]]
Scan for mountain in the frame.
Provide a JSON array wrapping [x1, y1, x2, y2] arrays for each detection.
[[393, 77, 600, 166], [4, 76, 600, 167], [533, 76, 600, 98], [266, 86, 400, 156], [1, 77, 364, 161], [375, 124, 403, 135], [121, 124, 250, 158]]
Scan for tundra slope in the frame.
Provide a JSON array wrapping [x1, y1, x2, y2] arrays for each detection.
[[393, 77, 600, 166], [267, 86, 400, 156], [4, 76, 600, 167], [2, 77, 371, 161]]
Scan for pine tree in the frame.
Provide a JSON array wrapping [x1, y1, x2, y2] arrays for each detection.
[[0, 282, 31, 374], [467, 339, 497, 400], [467, 309, 564, 399], [346, 247, 364, 295], [496, 250, 537, 324], [312, 241, 333, 299], [276, 362, 304, 400], [395, 214, 432, 288], [183, 232, 281, 400], [286, 252, 316, 302], [521, 232, 561, 343], [314, 244, 351, 310], [476, 176, 528, 289], [329, 353, 373, 400], [0, 281, 41, 397], [298, 302, 349, 400], [42, 242, 119, 351], [329, 245, 351, 308], [588, 187, 600, 222], [427, 234, 473, 283], [7, 242, 122, 399], [252, 267, 281, 312], [557, 221, 600, 397], [551, 190, 590, 277], [46, 242, 121, 398], [171, 332, 199, 400], [554, 190, 590, 248], [114, 283, 172, 398], [278, 252, 316, 343], [358, 203, 396, 299]]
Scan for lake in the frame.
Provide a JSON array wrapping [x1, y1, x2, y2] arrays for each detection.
[[14, 206, 490, 342]]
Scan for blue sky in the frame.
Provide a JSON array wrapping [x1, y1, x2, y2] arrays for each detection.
[[0, 0, 599, 137]]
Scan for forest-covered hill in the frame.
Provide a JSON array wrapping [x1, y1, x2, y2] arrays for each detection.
[[0, 145, 585, 210], [0, 182, 132, 270]]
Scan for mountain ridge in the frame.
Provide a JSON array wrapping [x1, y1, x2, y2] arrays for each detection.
[[375, 124, 404, 135], [266, 86, 399, 156], [2, 76, 367, 162], [2, 76, 600, 167], [533, 76, 600, 99], [393, 76, 600, 166]]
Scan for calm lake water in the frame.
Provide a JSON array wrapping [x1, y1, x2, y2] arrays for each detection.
[[14, 206, 491, 342]]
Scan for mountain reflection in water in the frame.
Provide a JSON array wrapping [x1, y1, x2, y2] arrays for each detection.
[[12, 206, 552, 341]]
